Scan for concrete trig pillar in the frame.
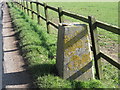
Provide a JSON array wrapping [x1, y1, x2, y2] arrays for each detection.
[[56, 23, 94, 80]]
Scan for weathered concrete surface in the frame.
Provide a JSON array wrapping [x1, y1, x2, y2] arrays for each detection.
[[56, 23, 94, 80], [2, 3, 33, 88], [0, 2, 3, 90]]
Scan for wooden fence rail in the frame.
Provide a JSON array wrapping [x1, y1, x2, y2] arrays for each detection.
[[11, 0, 120, 80]]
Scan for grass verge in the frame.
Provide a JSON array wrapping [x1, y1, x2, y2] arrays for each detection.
[[8, 2, 108, 88]]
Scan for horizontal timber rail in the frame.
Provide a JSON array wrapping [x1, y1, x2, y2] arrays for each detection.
[[15, 1, 120, 35], [33, 1, 44, 6], [16, 2, 46, 21], [96, 20, 119, 35], [47, 5, 58, 12], [100, 51, 120, 70], [62, 10, 88, 23], [11, 0, 120, 80], [49, 20, 58, 29]]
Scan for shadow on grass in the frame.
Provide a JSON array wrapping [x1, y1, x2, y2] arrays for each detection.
[[29, 64, 58, 78], [29, 24, 56, 59], [12, 6, 56, 60]]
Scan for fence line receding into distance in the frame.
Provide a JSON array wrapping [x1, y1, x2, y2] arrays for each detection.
[[10, 0, 120, 80]]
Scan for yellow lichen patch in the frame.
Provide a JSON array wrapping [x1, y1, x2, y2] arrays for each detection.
[[85, 39, 89, 43], [69, 46, 76, 51], [77, 40, 83, 48], [65, 47, 75, 56], [64, 39, 84, 57], [81, 53, 90, 64], [71, 55, 80, 61], [72, 40, 83, 49], [64, 42, 71, 49], [85, 34, 88, 37], [64, 30, 80, 44], [70, 55, 82, 70], [68, 51, 75, 56], [68, 60, 81, 71], [68, 63, 73, 70], [64, 35, 71, 44], [65, 51, 75, 56], [73, 59, 81, 68], [75, 30, 80, 36], [67, 55, 82, 70], [64, 30, 91, 71]]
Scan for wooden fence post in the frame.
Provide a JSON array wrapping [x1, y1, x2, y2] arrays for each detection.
[[15, 1, 17, 7], [20, 0, 22, 9], [44, 3, 50, 34], [19, 0, 21, 9], [21, 0, 23, 10], [88, 16, 102, 79], [30, 2, 34, 19], [22, 0, 24, 11], [21, 0, 24, 11], [17, 0, 19, 9], [58, 7, 64, 23], [10, 1, 12, 7], [16, 1, 19, 7], [23, 0, 26, 13], [25, 0, 27, 14], [36, 2, 40, 24], [26, 0, 29, 15]]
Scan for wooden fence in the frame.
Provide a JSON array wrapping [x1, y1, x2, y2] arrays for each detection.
[[10, 0, 120, 80]]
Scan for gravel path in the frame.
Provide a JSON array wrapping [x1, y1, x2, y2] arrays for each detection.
[[2, 3, 33, 89]]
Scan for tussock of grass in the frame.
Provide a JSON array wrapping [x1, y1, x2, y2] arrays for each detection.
[[37, 74, 72, 88], [71, 79, 105, 88], [8, 2, 107, 88]]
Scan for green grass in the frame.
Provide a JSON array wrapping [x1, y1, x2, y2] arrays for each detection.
[[30, 2, 119, 87], [8, 2, 109, 88], [102, 62, 119, 88], [47, 2, 118, 46], [34, 3, 119, 87], [48, 2, 118, 25], [25, 2, 118, 46], [30, 2, 118, 25]]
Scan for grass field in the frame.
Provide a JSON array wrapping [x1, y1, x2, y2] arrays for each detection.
[[10, 2, 119, 88], [27, 2, 119, 88], [30, 2, 118, 24], [46, 2, 118, 45], [30, 2, 118, 43], [48, 2, 118, 25], [9, 3, 108, 88]]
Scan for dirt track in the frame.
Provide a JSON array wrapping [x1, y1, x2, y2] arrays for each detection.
[[2, 3, 33, 88]]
